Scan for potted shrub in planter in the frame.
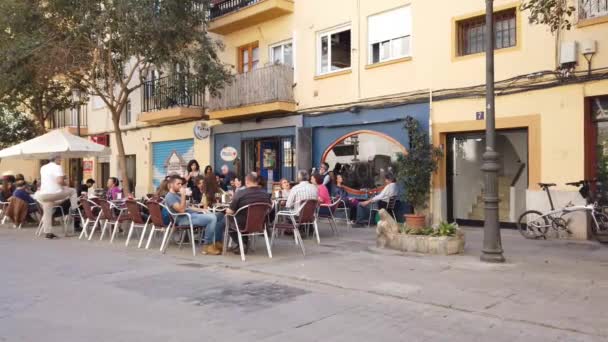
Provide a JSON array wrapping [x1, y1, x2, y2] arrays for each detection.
[[395, 116, 443, 229]]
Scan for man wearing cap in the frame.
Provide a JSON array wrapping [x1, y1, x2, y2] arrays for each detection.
[[36, 155, 78, 239]]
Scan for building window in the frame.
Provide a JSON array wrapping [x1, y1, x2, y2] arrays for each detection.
[[368, 6, 412, 64], [457, 8, 517, 56], [270, 40, 293, 66], [238, 42, 259, 73], [121, 99, 132, 126], [317, 25, 351, 75], [92, 96, 105, 110], [580, 0, 608, 19]]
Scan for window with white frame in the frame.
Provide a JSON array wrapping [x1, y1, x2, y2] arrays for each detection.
[[92, 96, 105, 110], [270, 40, 293, 66], [121, 99, 132, 126], [317, 25, 351, 75], [368, 6, 412, 64]]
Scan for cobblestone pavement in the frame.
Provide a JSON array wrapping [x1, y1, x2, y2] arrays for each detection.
[[1, 223, 607, 341]]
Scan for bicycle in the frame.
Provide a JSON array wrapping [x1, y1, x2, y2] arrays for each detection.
[[516, 180, 608, 239]]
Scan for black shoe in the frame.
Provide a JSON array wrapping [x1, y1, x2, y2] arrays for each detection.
[[45, 233, 59, 239]]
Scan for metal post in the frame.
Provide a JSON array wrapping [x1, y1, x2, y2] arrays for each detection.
[[76, 98, 83, 188], [481, 0, 505, 263]]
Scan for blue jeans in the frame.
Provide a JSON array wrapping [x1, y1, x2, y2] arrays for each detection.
[[176, 212, 224, 244]]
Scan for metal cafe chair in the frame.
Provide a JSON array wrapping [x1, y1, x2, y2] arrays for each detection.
[[0, 201, 10, 224], [223, 202, 273, 262], [318, 197, 343, 236], [124, 200, 150, 248], [272, 199, 319, 256], [97, 199, 130, 243], [79, 198, 103, 240], [146, 201, 204, 257], [145, 201, 174, 252], [368, 196, 398, 227], [332, 197, 353, 231], [36, 202, 72, 236]]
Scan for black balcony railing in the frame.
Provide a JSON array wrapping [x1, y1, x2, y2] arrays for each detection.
[[209, 0, 262, 20], [49, 105, 88, 129], [141, 73, 205, 113], [580, 0, 608, 19]]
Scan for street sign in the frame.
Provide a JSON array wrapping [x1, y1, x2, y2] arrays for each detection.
[[476, 111, 485, 120]]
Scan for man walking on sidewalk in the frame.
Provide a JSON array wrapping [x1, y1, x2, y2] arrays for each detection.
[[36, 155, 78, 239]]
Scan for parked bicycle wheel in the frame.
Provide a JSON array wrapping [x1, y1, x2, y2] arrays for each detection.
[[517, 210, 549, 239]]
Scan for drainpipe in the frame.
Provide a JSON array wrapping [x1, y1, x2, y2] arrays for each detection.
[[356, 0, 361, 101]]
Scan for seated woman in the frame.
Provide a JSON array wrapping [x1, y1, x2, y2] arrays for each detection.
[[331, 174, 358, 221], [231, 176, 245, 195], [106, 177, 123, 201], [202, 174, 220, 209], [311, 173, 332, 216], [191, 176, 205, 204], [279, 178, 291, 199]]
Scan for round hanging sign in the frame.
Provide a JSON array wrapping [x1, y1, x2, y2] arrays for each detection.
[[193, 121, 210, 140], [220, 146, 238, 162]]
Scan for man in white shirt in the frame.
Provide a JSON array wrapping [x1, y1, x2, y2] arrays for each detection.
[[355, 173, 399, 226], [285, 170, 318, 210], [36, 155, 78, 239]]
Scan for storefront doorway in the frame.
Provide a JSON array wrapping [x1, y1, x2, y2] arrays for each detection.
[[447, 129, 528, 227], [241, 136, 295, 182]]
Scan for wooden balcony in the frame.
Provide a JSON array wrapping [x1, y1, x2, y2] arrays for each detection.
[[208, 0, 294, 35], [208, 64, 295, 120], [138, 74, 206, 124]]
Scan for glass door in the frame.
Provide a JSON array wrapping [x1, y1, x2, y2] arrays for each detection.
[[447, 129, 528, 226]]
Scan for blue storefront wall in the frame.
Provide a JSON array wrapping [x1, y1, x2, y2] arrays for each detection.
[[213, 126, 296, 179], [304, 102, 430, 167], [304, 103, 429, 221]]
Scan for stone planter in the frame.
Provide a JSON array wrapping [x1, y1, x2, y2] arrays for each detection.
[[384, 232, 465, 255], [376, 209, 465, 255]]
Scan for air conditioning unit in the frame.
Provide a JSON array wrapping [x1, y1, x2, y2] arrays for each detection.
[[560, 41, 578, 66]]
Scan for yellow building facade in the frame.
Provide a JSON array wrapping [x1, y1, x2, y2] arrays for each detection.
[[66, 0, 607, 238]]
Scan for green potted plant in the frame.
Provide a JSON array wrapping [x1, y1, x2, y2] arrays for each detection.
[[395, 116, 443, 229]]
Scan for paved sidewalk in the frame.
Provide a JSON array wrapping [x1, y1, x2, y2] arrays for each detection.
[[1, 223, 607, 341]]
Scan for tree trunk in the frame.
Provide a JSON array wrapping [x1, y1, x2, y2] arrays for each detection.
[[35, 115, 47, 134], [111, 115, 131, 195]]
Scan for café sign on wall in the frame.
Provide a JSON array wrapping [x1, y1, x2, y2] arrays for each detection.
[[220, 146, 238, 162]]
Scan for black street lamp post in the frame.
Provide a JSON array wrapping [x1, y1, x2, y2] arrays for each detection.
[[72, 89, 83, 188], [480, 0, 505, 263]]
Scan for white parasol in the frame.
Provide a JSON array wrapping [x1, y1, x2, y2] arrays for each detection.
[[0, 130, 110, 160]]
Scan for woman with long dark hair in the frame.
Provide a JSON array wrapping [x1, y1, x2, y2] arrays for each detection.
[[202, 174, 219, 208], [185, 159, 201, 190], [203, 165, 214, 177]]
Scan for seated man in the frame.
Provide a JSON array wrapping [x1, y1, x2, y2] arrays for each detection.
[[225, 173, 271, 254], [355, 173, 399, 226], [164, 175, 224, 256], [285, 170, 318, 211], [12, 180, 40, 220]]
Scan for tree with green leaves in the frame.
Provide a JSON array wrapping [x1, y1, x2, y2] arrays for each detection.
[[41, 0, 231, 194], [521, 0, 585, 32], [0, 0, 76, 134], [395, 116, 443, 214], [0, 105, 39, 149]]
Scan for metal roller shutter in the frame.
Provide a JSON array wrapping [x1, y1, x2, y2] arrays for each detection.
[[151, 139, 194, 189]]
